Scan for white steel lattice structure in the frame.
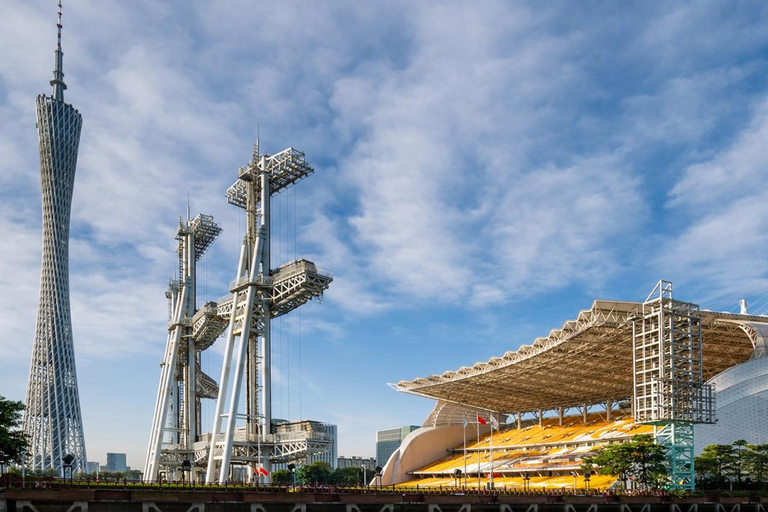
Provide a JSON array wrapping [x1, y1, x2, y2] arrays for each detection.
[[143, 142, 333, 483], [23, 1, 87, 474], [143, 213, 223, 482], [204, 142, 332, 483], [632, 280, 714, 491]]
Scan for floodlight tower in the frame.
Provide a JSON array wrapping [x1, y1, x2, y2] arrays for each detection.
[[632, 280, 715, 490], [23, 1, 87, 475], [205, 141, 332, 483], [144, 213, 224, 482]]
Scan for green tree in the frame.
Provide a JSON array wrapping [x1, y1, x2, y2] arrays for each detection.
[[297, 461, 332, 485], [744, 444, 768, 489], [271, 468, 293, 485], [585, 434, 668, 490], [695, 444, 735, 485], [0, 395, 28, 463], [733, 440, 748, 484], [124, 469, 142, 480], [332, 466, 363, 486]]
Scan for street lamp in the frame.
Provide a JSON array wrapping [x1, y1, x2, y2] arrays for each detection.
[[523, 472, 531, 492], [62, 454, 75, 485], [361, 465, 367, 488], [374, 466, 383, 488], [584, 471, 592, 492], [21, 450, 26, 488], [287, 463, 296, 490], [181, 460, 191, 486], [570, 471, 578, 492], [454, 468, 462, 487]]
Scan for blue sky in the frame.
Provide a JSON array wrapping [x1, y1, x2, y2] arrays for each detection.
[[2, 1, 768, 471]]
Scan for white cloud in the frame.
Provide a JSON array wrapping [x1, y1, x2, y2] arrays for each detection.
[[3, 0, 768, 464], [669, 100, 768, 210], [659, 99, 768, 292]]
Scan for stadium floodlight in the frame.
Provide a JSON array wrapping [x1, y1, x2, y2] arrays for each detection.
[[205, 141, 332, 485]]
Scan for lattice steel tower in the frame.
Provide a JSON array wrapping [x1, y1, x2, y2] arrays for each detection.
[[143, 142, 333, 483], [205, 141, 333, 483], [632, 280, 715, 490], [23, 1, 87, 474]]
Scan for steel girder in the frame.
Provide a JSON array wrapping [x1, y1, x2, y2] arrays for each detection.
[[391, 299, 764, 416]]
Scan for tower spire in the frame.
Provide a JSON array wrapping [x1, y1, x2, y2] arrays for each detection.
[[50, 0, 67, 101]]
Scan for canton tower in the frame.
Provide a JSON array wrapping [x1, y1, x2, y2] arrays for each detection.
[[23, 1, 87, 474]]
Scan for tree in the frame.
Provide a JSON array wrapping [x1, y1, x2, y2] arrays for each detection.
[[297, 461, 332, 485], [0, 395, 28, 463], [695, 444, 736, 486], [745, 444, 768, 489], [332, 466, 363, 486], [271, 469, 293, 485], [124, 469, 142, 481], [733, 440, 748, 484], [585, 434, 668, 490]]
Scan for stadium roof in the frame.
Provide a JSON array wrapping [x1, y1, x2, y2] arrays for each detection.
[[391, 300, 768, 414]]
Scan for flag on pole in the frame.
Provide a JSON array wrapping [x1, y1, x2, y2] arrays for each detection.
[[490, 415, 499, 430], [259, 467, 269, 476], [477, 414, 487, 425], [463, 415, 468, 428]]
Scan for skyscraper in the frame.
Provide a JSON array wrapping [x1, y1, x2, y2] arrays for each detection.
[[376, 426, 419, 467], [23, 1, 87, 474]]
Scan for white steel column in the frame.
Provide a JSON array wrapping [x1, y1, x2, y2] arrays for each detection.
[[144, 283, 188, 480], [217, 232, 264, 483], [259, 160, 272, 456], [185, 231, 197, 452], [205, 241, 248, 482]]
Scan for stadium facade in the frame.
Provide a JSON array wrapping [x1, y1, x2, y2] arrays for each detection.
[[23, 2, 87, 475], [384, 283, 768, 491]]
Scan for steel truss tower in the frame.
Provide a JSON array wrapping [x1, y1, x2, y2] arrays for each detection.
[[23, 1, 87, 475], [632, 280, 715, 490], [144, 213, 224, 482], [204, 142, 332, 483], [143, 142, 333, 483]]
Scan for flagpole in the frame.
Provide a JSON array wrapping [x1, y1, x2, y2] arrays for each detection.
[[489, 412, 494, 489], [476, 416, 481, 489], [463, 414, 467, 488]]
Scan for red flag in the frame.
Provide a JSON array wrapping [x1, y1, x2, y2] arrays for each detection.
[[259, 467, 269, 476], [477, 415, 487, 425]]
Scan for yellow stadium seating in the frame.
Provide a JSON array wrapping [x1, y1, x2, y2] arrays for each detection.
[[398, 412, 643, 491]]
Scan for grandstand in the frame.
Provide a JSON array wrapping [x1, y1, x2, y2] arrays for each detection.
[[383, 287, 768, 491]]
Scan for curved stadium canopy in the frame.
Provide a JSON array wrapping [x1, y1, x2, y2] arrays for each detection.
[[391, 300, 768, 415]]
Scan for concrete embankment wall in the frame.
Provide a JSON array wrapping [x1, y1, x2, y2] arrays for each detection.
[[1, 491, 766, 512]]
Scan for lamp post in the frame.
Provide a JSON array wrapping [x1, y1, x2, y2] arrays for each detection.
[[374, 466, 383, 488], [62, 454, 75, 486], [523, 472, 531, 492], [454, 468, 462, 488], [0, 451, 6, 481], [287, 463, 296, 490], [584, 471, 591, 492], [181, 460, 191, 486], [21, 450, 26, 488], [570, 471, 578, 492], [361, 465, 367, 488]]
